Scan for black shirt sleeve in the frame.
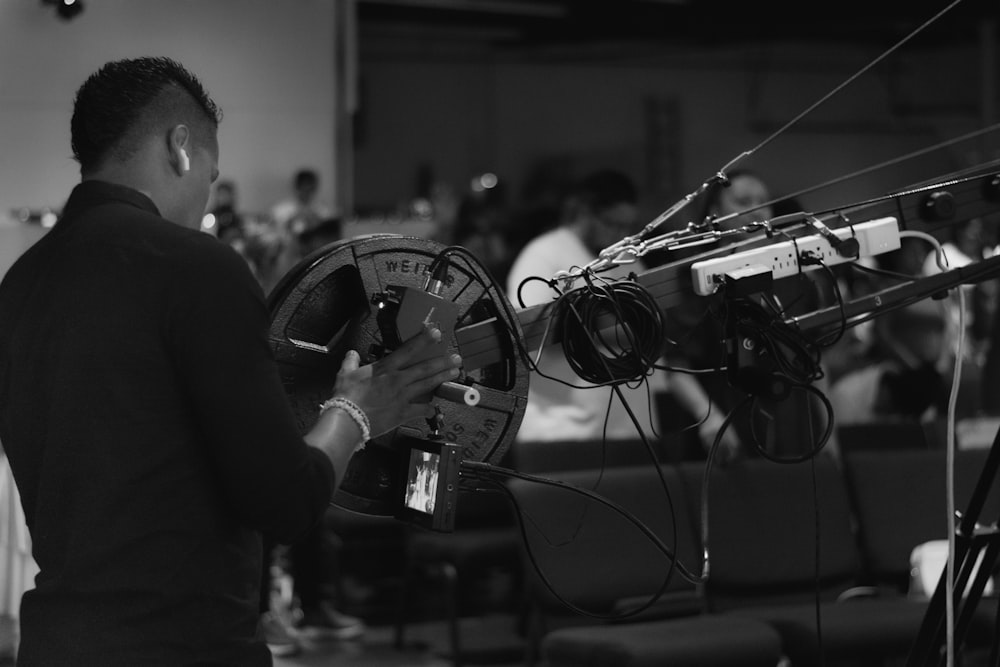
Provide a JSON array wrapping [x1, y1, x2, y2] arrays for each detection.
[[166, 236, 334, 543]]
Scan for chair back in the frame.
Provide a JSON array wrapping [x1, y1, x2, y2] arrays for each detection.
[[508, 438, 665, 475], [506, 463, 702, 617], [678, 453, 862, 611], [841, 447, 1000, 591]]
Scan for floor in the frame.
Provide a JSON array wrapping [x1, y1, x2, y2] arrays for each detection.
[[0, 613, 532, 667], [273, 614, 531, 667], [0, 533, 533, 666]]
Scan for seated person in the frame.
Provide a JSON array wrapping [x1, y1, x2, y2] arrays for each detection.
[[505, 169, 667, 443], [829, 298, 950, 425]]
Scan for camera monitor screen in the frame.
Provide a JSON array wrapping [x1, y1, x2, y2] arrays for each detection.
[[404, 449, 440, 515], [394, 436, 460, 532]]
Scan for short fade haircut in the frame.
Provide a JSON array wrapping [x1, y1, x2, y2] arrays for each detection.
[[71, 56, 222, 173]]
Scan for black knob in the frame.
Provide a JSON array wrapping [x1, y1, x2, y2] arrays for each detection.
[[920, 190, 956, 222]]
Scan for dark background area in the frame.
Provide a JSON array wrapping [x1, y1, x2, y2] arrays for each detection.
[[358, 0, 999, 50]]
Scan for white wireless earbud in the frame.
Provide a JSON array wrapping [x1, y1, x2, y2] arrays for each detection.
[[179, 148, 190, 173]]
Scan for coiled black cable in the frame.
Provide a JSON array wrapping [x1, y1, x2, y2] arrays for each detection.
[[557, 273, 664, 386]]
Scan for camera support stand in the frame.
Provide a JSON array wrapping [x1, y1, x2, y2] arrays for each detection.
[[785, 253, 1000, 666], [906, 424, 1000, 667]]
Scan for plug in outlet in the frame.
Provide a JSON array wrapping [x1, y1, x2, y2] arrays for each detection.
[[689, 216, 901, 296]]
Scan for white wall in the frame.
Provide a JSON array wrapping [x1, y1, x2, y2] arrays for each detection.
[[0, 0, 338, 225]]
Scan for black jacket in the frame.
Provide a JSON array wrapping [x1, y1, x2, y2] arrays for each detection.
[[0, 180, 335, 665]]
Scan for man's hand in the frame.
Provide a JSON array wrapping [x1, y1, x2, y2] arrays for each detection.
[[333, 326, 462, 438]]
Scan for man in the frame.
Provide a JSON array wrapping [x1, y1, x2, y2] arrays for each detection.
[[0, 57, 460, 665], [702, 167, 774, 232], [209, 179, 245, 244], [261, 168, 333, 294], [829, 299, 950, 424], [661, 168, 834, 462], [505, 169, 667, 442], [270, 168, 332, 239]]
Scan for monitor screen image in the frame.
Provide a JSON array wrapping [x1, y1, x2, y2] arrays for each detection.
[[404, 449, 440, 515]]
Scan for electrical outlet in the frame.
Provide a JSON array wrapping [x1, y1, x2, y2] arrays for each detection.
[[689, 216, 901, 296]]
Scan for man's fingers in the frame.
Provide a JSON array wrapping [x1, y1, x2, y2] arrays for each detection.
[[340, 349, 361, 374], [399, 366, 463, 403], [397, 352, 462, 385]]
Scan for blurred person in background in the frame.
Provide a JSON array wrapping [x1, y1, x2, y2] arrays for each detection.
[[654, 169, 835, 462], [920, 216, 998, 374], [705, 167, 774, 233], [0, 435, 37, 663], [297, 216, 344, 258], [209, 179, 245, 244], [260, 168, 334, 294], [829, 298, 950, 425], [263, 184, 359, 655], [453, 172, 513, 287], [270, 168, 332, 240], [205, 179, 261, 283], [505, 168, 668, 444], [915, 214, 1000, 420]]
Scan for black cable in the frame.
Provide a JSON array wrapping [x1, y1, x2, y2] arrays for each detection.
[[748, 382, 834, 464], [507, 263, 681, 467], [516, 275, 558, 310], [558, 273, 663, 385], [729, 297, 825, 386], [698, 395, 828, 667], [812, 262, 848, 348], [510, 266, 648, 391], [698, 395, 751, 582], [848, 261, 917, 283], [462, 461, 705, 622], [810, 455, 826, 667], [430, 246, 624, 414], [425, 246, 673, 497], [653, 364, 726, 375], [433, 244, 552, 378], [722, 287, 837, 460]]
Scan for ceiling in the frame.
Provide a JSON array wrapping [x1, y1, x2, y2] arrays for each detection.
[[357, 0, 998, 51]]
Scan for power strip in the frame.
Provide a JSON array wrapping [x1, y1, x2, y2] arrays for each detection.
[[689, 216, 901, 296]]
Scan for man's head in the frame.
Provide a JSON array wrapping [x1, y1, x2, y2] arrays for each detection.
[[703, 168, 773, 231], [71, 57, 223, 229], [293, 169, 320, 205], [565, 169, 639, 255]]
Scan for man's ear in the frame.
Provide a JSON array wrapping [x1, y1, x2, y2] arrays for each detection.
[[167, 124, 191, 176]]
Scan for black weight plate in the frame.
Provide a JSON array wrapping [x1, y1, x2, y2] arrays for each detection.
[[267, 234, 528, 516]]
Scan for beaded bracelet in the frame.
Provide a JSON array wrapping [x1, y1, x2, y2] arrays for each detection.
[[318, 397, 371, 450]]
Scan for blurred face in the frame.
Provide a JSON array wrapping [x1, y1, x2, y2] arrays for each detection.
[[214, 183, 235, 209], [713, 174, 772, 231], [295, 179, 318, 205], [582, 201, 639, 255], [956, 217, 987, 256], [887, 316, 946, 367]]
